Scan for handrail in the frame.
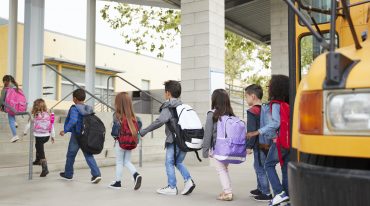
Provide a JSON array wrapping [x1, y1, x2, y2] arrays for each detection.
[[32, 63, 115, 111], [3, 104, 33, 180], [106, 75, 163, 107], [49, 91, 74, 112]]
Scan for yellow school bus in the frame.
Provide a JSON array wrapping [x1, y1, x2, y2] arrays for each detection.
[[286, 0, 370, 205]]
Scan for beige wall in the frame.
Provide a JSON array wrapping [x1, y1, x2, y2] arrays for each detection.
[[1, 24, 181, 92]]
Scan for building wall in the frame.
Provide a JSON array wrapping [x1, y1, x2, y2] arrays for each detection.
[[0, 23, 181, 93], [271, 0, 289, 76]]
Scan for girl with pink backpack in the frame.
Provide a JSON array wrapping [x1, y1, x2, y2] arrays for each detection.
[[0, 75, 26, 143], [202, 89, 247, 201], [24, 99, 55, 177]]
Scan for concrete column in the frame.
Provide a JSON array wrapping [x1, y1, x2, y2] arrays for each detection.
[[85, 0, 96, 106], [181, 0, 225, 121], [23, 0, 44, 104], [271, 0, 289, 76], [8, 0, 18, 77]]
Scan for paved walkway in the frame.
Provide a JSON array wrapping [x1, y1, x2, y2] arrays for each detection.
[[0, 156, 268, 206]]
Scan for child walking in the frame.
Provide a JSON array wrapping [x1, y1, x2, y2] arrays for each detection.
[[202, 89, 236, 201], [139, 80, 195, 196], [24, 99, 55, 177], [0, 75, 20, 143], [109, 92, 142, 190], [59, 89, 102, 183], [245, 84, 272, 202], [247, 75, 290, 206]]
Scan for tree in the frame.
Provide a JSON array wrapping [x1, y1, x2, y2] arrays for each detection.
[[101, 3, 271, 85]]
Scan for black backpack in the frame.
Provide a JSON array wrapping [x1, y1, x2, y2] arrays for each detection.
[[76, 112, 106, 155]]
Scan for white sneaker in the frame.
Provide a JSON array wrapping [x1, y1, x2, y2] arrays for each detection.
[[270, 191, 289, 206], [156, 186, 178, 195], [181, 179, 196, 195], [10, 135, 19, 143]]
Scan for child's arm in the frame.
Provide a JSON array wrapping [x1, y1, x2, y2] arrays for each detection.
[[257, 104, 281, 138], [246, 111, 258, 149], [139, 108, 171, 137], [63, 107, 79, 134], [202, 111, 214, 158]]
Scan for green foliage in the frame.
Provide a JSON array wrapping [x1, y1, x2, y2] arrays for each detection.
[[100, 3, 180, 58]]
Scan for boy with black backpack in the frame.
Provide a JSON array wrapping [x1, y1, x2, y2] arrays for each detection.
[[59, 89, 102, 184], [139, 80, 197, 196], [245, 84, 272, 202]]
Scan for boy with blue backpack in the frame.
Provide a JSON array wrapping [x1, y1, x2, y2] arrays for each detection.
[[247, 75, 290, 206], [245, 84, 272, 202]]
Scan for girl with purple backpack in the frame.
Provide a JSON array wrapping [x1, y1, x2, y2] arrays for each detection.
[[202, 89, 246, 201], [24, 99, 55, 177]]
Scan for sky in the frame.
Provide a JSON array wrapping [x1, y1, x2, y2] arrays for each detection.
[[0, 0, 181, 63]]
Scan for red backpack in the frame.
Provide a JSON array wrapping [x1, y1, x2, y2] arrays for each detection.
[[118, 117, 139, 150], [270, 100, 290, 166]]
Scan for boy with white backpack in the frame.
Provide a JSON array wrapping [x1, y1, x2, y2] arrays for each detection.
[[139, 80, 203, 196], [202, 89, 247, 201]]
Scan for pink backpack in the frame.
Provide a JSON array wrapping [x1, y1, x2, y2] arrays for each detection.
[[4, 87, 27, 115], [33, 112, 53, 134]]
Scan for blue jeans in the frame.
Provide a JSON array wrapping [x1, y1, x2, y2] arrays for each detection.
[[8, 113, 16, 136], [166, 143, 191, 188], [253, 146, 270, 195], [264, 143, 289, 196], [115, 143, 137, 181], [64, 134, 101, 178]]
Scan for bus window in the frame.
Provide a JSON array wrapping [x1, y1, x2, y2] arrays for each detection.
[[299, 0, 331, 25], [299, 33, 338, 79]]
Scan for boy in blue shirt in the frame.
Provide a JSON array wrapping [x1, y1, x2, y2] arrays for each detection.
[[59, 89, 101, 183]]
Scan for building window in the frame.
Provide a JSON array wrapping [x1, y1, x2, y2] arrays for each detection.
[[43, 65, 57, 100]]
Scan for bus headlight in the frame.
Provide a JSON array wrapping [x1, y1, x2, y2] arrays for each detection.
[[327, 92, 370, 134]]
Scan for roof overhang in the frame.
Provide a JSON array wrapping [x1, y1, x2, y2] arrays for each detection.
[[107, 0, 271, 44]]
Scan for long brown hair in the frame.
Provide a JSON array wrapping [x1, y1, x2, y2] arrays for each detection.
[[115, 92, 137, 137], [3, 75, 19, 91], [32, 99, 48, 117], [211, 89, 235, 122]]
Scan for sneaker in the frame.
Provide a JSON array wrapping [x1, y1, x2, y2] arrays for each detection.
[[181, 179, 196, 195], [254, 194, 273, 202], [15, 122, 18, 128], [10, 135, 19, 143], [270, 191, 289, 206], [250, 189, 263, 197], [59, 172, 72, 181], [156, 186, 178, 195], [91, 176, 102, 184], [217, 192, 233, 201], [109, 181, 121, 189], [134, 174, 142, 190]]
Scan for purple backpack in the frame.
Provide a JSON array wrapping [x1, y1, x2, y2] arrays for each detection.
[[212, 115, 247, 164]]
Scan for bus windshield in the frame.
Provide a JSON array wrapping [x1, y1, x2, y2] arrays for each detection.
[[299, 0, 332, 25]]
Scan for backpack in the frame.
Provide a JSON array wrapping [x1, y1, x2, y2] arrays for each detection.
[[4, 87, 27, 115], [76, 107, 106, 155], [270, 100, 290, 166], [118, 117, 139, 150], [167, 104, 204, 161], [33, 112, 53, 134], [212, 115, 247, 164]]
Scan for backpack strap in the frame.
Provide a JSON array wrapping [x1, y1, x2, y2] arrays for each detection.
[[194, 151, 202, 162]]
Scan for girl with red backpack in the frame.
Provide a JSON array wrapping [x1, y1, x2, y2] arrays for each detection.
[[0, 75, 23, 143], [109, 92, 142, 190], [24, 99, 55, 177]]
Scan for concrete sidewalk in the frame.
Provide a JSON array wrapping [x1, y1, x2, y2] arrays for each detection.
[[0, 156, 268, 206]]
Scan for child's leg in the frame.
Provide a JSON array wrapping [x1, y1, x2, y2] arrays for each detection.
[[7, 114, 17, 136], [64, 135, 80, 178], [83, 151, 101, 177], [35, 138, 42, 161], [264, 143, 284, 196], [281, 149, 290, 195], [122, 150, 137, 175], [115, 144, 124, 181], [254, 148, 271, 195], [165, 144, 177, 188], [174, 145, 191, 182], [36, 136, 49, 160], [214, 160, 232, 194]]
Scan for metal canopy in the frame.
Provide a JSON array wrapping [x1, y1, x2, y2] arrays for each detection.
[[111, 0, 271, 44]]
